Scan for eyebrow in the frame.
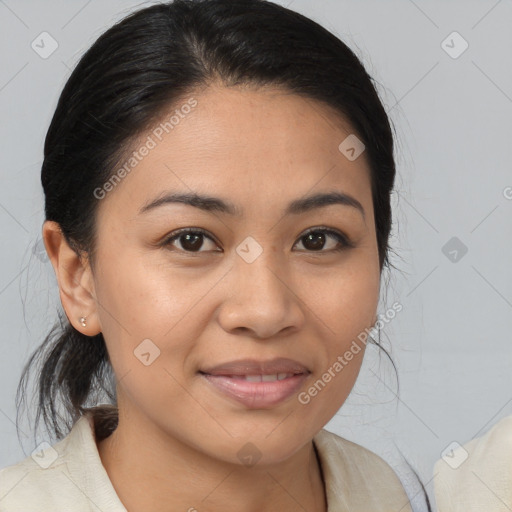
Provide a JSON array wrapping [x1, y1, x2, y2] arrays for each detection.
[[139, 191, 365, 221]]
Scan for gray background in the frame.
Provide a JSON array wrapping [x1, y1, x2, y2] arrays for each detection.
[[1, 1, 511, 510]]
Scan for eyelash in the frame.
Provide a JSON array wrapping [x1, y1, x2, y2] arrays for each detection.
[[161, 226, 355, 254]]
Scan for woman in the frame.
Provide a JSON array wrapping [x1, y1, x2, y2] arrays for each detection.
[[0, 0, 425, 510]]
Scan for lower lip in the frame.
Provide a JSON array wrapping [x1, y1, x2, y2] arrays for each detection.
[[201, 373, 309, 409]]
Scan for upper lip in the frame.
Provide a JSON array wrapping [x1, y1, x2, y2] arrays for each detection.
[[200, 357, 310, 376]]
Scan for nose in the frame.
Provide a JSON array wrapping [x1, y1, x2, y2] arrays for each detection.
[[217, 245, 305, 339]]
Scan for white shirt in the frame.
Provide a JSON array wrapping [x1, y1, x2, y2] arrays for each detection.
[[434, 415, 512, 511], [0, 409, 412, 511]]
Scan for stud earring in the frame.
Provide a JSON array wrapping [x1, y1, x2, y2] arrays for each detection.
[[79, 316, 87, 328]]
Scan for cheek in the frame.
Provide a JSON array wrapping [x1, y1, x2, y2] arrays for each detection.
[[93, 254, 211, 379], [94, 253, 189, 336], [292, 263, 379, 422], [301, 259, 380, 337], [300, 350, 365, 426]]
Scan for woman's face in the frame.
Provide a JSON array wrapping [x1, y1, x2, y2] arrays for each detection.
[[88, 84, 380, 465]]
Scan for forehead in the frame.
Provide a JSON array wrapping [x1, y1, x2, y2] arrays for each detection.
[[97, 83, 373, 221]]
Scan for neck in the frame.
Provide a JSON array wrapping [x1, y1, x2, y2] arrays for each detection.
[[96, 409, 327, 512]]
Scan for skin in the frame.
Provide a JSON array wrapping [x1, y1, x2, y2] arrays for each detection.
[[43, 83, 381, 512]]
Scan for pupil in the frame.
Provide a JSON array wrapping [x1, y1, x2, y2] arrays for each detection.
[[182, 233, 202, 251], [304, 232, 325, 251]]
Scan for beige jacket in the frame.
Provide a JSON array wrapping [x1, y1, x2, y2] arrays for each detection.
[[0, 410, 412, 511], [434, 415, 512, 511]]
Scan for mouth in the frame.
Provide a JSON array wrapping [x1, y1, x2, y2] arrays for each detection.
[[198, 359, 311, 409], [200, 356, 310, 376], [203, 372, 301, 382]]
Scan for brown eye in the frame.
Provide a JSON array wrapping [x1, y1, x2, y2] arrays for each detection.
[[302, 232, 327, 251], [162, 227, 354, 255], [294, 228, 353, 253], [163, 228, 219, 253]]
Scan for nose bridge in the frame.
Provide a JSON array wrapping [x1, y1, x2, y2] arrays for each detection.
[[233, 234, 287, 303], [217, 234, 304, 337]]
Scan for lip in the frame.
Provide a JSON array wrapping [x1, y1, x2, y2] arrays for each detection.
[[200, 357, 310, 376], [199, 357, 311, 409], [201, 373, 310, 408]]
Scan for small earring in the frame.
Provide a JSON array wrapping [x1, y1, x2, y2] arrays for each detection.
[[79, 316, 87, 328]]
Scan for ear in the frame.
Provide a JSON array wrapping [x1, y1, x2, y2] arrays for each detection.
[[42, 220, 101, 336]]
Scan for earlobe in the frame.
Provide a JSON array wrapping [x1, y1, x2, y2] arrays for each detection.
[[42, 220, 101, 336]]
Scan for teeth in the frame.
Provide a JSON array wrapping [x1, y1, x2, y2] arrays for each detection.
[[238, 373, 294, 382], [245, 375, 262, 382]]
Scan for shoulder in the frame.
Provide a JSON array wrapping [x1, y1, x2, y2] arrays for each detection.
[[434, 415, 512, 512], [0, 459, 76, 512], [0, 408, 123, 512], [0, 420, 87, 511], [313, 428, 412, 511]]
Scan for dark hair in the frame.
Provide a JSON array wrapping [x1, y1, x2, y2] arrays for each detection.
[[16, 0, 429, 508]]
